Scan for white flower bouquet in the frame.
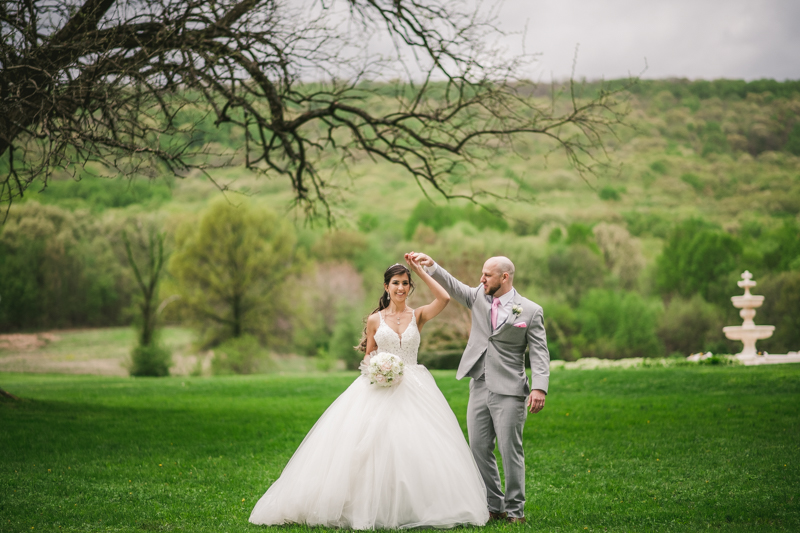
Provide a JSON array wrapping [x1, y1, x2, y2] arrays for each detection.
[[360, 351, 404, 387]]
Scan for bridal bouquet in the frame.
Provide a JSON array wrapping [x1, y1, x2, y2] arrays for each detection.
[[361, 352, 404, 388]]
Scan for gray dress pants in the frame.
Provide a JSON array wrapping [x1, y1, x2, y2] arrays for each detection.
[[467, 378, 528, 518]]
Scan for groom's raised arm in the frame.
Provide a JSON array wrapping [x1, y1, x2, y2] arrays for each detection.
[[527, 306, 550, 394], [408, 253, 479, 309]]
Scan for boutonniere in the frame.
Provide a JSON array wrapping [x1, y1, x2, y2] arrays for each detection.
[[511, 304, 523, 317]]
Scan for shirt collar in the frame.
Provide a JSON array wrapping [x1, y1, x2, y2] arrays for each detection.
[[491, 288, 516, 306]]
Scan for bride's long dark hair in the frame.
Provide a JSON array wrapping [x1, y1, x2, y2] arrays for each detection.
[[356, 263, 416, 353]]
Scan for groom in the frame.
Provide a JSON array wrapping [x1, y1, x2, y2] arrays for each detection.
[[406, 253, 549, 524]]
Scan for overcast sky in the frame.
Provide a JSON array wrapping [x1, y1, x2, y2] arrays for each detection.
[[492, 0, 800, 81]]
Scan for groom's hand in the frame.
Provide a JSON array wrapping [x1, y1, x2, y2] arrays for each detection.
[[407, 251, 434, 268], [527, 390, 546, 414]]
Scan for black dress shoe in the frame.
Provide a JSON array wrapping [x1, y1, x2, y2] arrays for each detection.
[[507, 516, 526, 524], [488, 511, 508, 521]]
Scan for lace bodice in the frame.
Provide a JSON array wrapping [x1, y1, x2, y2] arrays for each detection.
[[374, 309, 420, 365]]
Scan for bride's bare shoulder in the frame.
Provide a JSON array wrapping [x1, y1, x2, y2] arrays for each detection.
[[366, 311, 381, 328]]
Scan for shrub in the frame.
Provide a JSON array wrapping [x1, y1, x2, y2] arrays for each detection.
[[576, 289, 664, 359], [650, 160, 669, 175], [598, 186, 620, 201], [539, 299, 580, 361], [357, 213, 380, 232], [657, 295, 724, 355], [622, 211, 671, 238], [565, 223, 595, 246], [130, 344, 172, 377], [698, 355, 738, 366], [211, 335, 266, 375], [680, 173, 704, 192]]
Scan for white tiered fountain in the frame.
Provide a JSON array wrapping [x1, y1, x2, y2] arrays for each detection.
[[721, 271, 800, 365], [723, 271, 773, 362]]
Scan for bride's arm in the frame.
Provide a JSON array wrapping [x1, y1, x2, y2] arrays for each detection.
[[364, 313, 379, 358], [405, 255, 450, 328]]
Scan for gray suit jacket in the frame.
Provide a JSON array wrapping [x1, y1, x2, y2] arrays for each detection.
[[431, 265, 550, 397]]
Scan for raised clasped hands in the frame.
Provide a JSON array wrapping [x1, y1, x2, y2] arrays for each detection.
[[404, 251, 433, 272]]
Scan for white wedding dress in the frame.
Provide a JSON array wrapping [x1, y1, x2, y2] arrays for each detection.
[[249, 310, 489, 529]]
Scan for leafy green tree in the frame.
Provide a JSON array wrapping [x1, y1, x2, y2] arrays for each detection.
[[545, 245, 606, 305], [123, 226, 172, 377], [292, 262, 365, 361], [786, 123, 800, 156], [169, 200, 301, 347], [328, 304, 365, 371], [700, 121, 730, 156], [0, 202, 126, 330], [592, 223, 644, 290], [763, 220, 800, 272], [656, 219, 742, 303], [757, 272, 800, 354], [123, 228, 166, 349]]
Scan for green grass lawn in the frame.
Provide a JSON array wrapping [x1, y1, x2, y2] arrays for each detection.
[[2, 365, 799, 532]]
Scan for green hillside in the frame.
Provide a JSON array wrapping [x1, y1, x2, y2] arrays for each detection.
[[2, 78, 799, 366]]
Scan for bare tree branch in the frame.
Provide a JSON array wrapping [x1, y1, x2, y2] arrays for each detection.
[[1, 0, 633, 222]]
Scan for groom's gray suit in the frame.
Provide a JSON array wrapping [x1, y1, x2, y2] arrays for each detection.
[[429, 264, 549, 518]]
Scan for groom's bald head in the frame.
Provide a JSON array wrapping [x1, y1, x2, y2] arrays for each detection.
[[484, 255, 514, 280], [488, 256, 515, 281]]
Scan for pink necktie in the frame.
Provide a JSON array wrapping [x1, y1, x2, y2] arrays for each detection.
[[491, 297, 500, 330]]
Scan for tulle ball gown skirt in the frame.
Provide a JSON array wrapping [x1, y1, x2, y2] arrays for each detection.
[[249, 365, 489, 529]]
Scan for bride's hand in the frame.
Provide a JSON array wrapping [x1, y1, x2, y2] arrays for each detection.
[[404, 253, 424, 274]]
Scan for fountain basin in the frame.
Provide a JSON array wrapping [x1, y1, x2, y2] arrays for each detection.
[[723, 325, 775, 359], [731, 295, 764, 308]]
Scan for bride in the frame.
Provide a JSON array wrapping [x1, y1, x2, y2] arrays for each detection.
[[249, 259, 489, 529]]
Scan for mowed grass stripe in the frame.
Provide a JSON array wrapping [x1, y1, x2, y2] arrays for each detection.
[[1, 366, 799, 532]]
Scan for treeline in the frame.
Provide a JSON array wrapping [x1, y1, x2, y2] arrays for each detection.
[[3, 198, 800, 370], [3, 78, 800, 370], [624, 78, 800, 101]]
